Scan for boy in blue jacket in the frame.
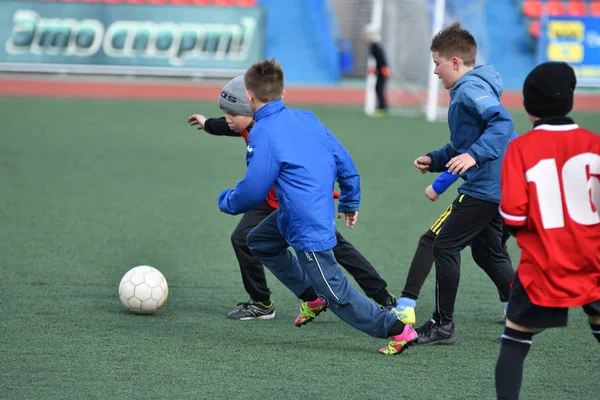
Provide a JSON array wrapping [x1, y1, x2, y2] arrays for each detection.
[[188, 77, 396, 321], [412, 22, 515, 344], [394, 132, 518, 326], [218, 58, 417, 355]]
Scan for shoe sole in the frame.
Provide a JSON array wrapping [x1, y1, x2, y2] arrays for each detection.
[[295, 309, 327, 327], [228, 311, 276, 321], [418, 333, 457, 345]]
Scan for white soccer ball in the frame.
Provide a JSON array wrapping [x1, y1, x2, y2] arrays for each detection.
[[118, 266, 168, 315]]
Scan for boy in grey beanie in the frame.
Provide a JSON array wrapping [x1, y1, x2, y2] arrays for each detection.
[[188, 76, 397, 321]]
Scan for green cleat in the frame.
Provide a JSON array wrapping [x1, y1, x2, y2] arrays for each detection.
[[294, 298, 327, 327]]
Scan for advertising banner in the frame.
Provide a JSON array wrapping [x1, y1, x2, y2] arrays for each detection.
[[538, 16, 600, 86], [0, 1, 264, 77]]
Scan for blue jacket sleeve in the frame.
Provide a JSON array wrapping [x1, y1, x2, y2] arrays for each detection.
[[218, 127, 279, 215], [426, 143, 458, 173], [431, 171, 459, 195], [459, 86, 514, 165], [329, 131, 360, 212]]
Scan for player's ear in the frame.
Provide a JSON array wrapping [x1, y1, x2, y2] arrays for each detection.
[[246, 89, 254, 103], [281, 89, 286, 100], [452, 56, 461, 70]]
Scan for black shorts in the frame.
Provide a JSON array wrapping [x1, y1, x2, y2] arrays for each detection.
[[506, 274, 600, 329], [429, 202, 511, 248]]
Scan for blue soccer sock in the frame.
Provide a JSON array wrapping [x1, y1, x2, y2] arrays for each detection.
[[395, 297, 416, 311]]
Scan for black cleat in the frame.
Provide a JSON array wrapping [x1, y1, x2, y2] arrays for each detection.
[[227, 300, 276, 320], [416, 319, 457, 345]]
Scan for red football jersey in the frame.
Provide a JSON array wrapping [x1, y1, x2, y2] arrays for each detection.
[[500, 122, 600, 308]]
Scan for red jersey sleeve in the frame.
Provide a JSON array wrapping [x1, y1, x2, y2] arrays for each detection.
[[500, 141, 528, 226]]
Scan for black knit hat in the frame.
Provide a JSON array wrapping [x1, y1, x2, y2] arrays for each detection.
[[523, 62, 577, 118]]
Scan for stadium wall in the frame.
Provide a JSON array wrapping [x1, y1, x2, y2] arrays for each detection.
[[0, 0, 342, 84]]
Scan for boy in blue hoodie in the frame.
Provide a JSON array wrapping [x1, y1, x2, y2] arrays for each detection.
[[395, 132, 518, 326], [412, 22, 515, 344], [218, 58, 417, 355]]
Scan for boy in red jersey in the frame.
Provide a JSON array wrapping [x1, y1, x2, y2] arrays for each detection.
[[495, 62, 600, 400], [188, 76, 397, 321]]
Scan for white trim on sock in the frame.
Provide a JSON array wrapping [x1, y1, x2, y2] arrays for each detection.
[[501, 334, 533, 345]]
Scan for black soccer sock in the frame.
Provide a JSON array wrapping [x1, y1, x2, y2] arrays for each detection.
[[590, 323, 600, 343], [372, 289, 395, 308], [388, 320, 406, 337], [299, 287, 318, 302], [401, 230, 436, 300], [495, 327, 533, 400]]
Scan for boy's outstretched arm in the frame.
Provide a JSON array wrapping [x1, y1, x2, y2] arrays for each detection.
[[329, 131, 360, 213], [218, 128, 279, 215], [188, 115, 240, 137]]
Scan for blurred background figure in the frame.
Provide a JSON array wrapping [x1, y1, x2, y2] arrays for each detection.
[[364, 24, 391, 117]]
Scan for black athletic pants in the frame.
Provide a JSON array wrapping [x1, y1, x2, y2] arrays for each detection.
[[401, 205, 512, 302], [231, 202, 390, 304], [430, 194, 515, 325]]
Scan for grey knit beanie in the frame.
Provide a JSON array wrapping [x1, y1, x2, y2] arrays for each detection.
[[218, 76, 253, 116]]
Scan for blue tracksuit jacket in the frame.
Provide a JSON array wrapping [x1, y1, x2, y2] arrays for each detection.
[[218, 100, 360, 252], [431, 131, 519, 195], [426, 63, 514, 203]]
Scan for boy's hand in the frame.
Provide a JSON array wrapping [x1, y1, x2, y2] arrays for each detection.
[[425, 185, 439, 202], [188, 114, 207, 130], [446, 153, 476, 175], [337, 211, 359, 229], [414, 156, 431, 174]]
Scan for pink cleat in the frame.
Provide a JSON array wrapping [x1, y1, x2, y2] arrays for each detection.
[[294, 298, 327, 327], [379, 324, 418, 355]]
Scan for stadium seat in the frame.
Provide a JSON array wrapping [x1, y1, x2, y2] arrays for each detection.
[[546, 0, 567, 15], [529, 19, 541, 38], [522, 0, 543, 18], [566, 0, 588, 16], [231, 0, 256, 6], [590, 0, 600, 16]]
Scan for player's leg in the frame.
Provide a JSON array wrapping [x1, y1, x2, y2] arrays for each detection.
[[582, 300, 600, 342], [495, 274, 568, 400], [470, 213, 515, 304], [332, 230, 396, 308], [295, 249, 418, 354], [246, 210, 318, 305], [228, 202, 277, 320], [399, 230, 436, 301], [374, 74, 387, 116], [500, 224, 513, 267], [397, 205, 452, 323], [419, 195, 499, 344]]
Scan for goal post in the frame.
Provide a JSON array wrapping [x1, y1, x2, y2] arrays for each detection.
[[425, 0, 446, 122], [364, 0, 489, 122]]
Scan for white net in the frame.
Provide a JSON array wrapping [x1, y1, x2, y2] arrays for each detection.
[[373, 0, 490, 117]]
